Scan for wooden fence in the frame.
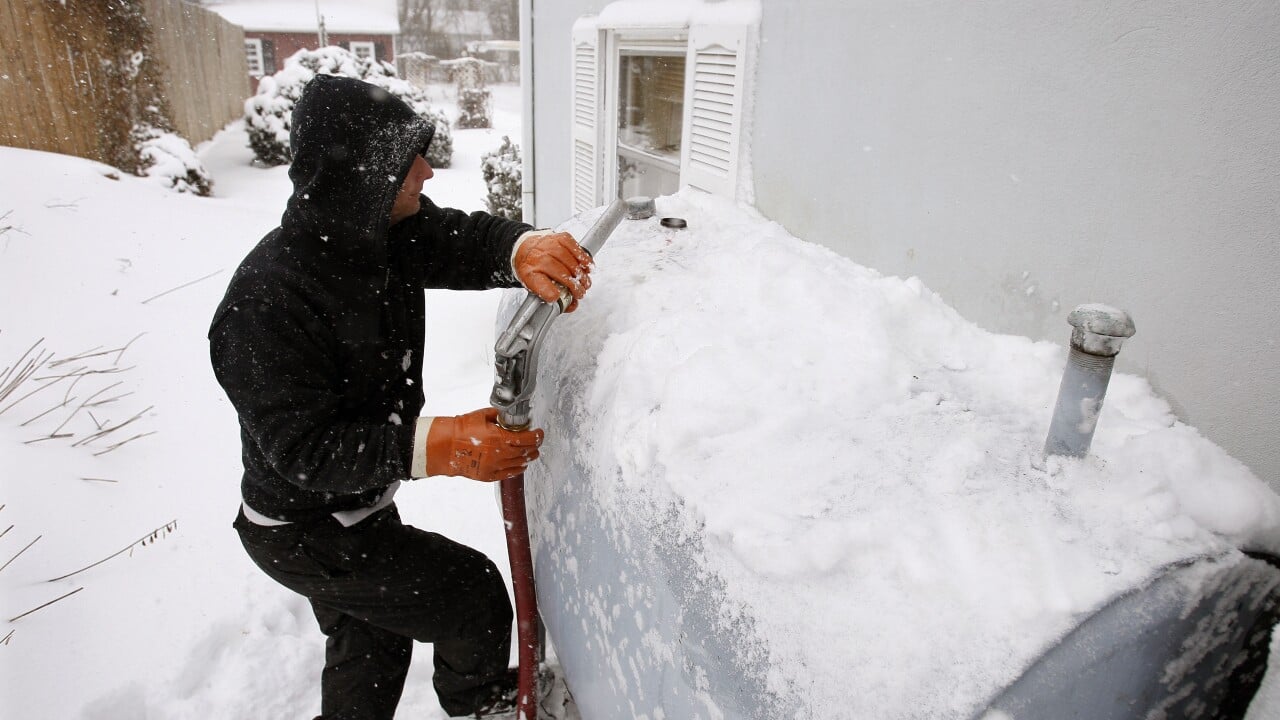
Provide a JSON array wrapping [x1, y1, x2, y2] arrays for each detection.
[[145, 0, 249, 146], [0, 0, 248, 166]]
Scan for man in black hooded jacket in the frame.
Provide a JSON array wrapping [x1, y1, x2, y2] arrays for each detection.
[[209, 75, 592, 719]]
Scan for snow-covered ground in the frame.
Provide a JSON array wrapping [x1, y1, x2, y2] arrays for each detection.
[[2, 75, 1279, 720], [0, 83, 524, 720]]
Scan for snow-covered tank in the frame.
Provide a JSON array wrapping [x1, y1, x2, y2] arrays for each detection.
[[506, 193, 1280, 719]]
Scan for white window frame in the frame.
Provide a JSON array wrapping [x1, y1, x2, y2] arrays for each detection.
[[245, 38, 265, 77], [350, 41, 376, 61], [570, 15, 755, 212]]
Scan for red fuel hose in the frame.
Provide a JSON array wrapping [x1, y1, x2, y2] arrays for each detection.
[[500, 472, 538, 720], [491, 199, 627, 718]]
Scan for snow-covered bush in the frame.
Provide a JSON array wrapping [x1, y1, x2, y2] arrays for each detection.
[[416, 106, 453, 169], [457, 88, 492, 129], [481, 136, 522, 221], [133, 123, 212, 196], [244, 46, 452, 168]]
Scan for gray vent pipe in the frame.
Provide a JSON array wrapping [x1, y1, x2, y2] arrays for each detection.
[[1044, 304, 1137, 458]]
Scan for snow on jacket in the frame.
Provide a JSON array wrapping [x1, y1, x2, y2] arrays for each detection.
[[209, 75, 531, 522]]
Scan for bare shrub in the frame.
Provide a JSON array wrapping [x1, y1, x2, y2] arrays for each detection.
[[1, 333, 154, 456]]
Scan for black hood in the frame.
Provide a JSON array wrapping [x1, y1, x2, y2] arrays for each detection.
[[281, 75, 435, 270]]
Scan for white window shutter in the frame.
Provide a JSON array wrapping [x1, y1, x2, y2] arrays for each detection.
[[680, 24, 751, 200], [571, 21, 602, 213]]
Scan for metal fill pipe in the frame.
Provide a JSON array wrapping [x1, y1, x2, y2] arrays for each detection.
[[493, 198, 627, 430], [1044, 304, 1137, 458]]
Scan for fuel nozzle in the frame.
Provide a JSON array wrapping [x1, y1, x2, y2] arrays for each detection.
[[491, 198, 628, 429]]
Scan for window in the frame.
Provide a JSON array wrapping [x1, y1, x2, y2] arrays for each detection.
[[617, 53, 685, 199], [245, 38, 264, 77], [571, 16, 756, 213], [261, 39, 277, 75], [350, 41, 376, 61]]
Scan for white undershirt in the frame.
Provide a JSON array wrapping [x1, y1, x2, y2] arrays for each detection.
[[241, 481, 401, 527]]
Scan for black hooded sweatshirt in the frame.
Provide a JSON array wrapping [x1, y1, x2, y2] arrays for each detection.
[[209, 75, 532, 522]]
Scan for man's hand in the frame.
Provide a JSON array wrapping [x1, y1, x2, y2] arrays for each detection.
[[426, 408, 543, 482], [513, 231, 593, 312]]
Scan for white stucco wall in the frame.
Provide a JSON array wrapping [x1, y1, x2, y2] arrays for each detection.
[[526, 0, 612, 227], [750, 1, 1280, 488], [527, 0, 1280, 488]]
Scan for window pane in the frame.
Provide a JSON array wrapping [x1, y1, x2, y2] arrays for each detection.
[[245, 40, 263, 77], [617, 53, 684, 198]]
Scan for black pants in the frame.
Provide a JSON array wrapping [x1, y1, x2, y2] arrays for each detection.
[[234, 505, 513, 719]]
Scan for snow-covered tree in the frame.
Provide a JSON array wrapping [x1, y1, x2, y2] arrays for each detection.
[[481, 136, 521, 220], [54, 1, 212, 194], [399, 0, 519, 58], [244, 46, 452, 168], [457, 88, 492, 129]]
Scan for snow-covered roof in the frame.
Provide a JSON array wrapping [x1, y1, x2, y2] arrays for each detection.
[[439, 57, 500, 68], [203, 0, 399, 35], [468, 40, 520, 54]]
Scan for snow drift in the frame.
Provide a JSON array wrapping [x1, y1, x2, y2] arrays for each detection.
[[514, 191, 1280, 719]]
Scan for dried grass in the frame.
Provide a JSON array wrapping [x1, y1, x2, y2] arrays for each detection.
[[1, 333, 154, 456]]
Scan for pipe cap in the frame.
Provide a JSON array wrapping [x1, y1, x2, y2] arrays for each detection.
[[626, 196, 655, 220], [1067, 304, 1136, 356]]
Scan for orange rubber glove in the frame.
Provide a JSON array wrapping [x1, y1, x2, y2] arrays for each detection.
[[513, 231, 593, 312], [425, 408, 544, 482]]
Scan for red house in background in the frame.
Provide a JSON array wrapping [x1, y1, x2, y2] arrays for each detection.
[[203, 0, 400, 92]]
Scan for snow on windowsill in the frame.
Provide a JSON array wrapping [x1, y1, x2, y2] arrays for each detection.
[[596, 0, 761, 30]]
